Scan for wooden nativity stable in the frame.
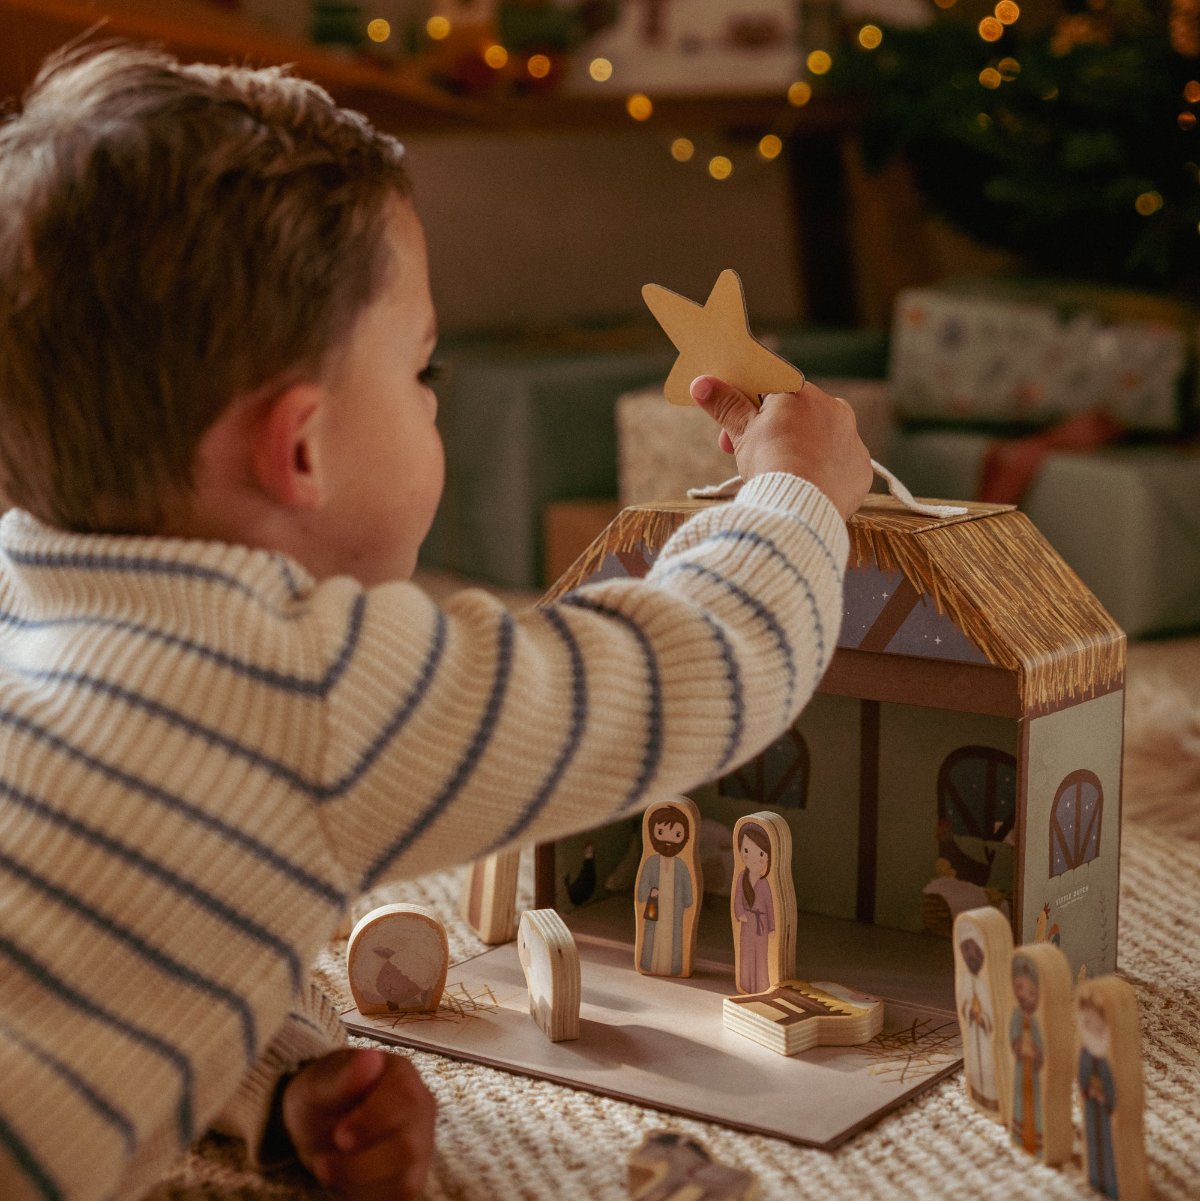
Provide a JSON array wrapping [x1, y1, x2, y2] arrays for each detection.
[[536, 494, 1125, 986]]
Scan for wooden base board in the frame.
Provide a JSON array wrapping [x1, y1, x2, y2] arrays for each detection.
[[342, 910, 962, 1150]]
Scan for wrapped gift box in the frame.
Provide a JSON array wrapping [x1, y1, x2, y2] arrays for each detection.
[[423, 326, 887, 588], [890, 285, 1197, 433], [888, 429, 1200, 637]]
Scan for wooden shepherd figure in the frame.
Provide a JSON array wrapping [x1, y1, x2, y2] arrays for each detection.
[[635, 796, 702, 977]]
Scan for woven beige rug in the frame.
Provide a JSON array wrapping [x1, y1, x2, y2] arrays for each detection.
[[149, 637, 1200, 1201]]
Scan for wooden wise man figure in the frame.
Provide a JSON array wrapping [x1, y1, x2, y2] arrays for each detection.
[[953, 906, 1014, 1125], [1076, 976, 1149, 1201], [635, 796, 702, 977], [730, 812, 795, 995], [1007, 943, 1074, 1165]]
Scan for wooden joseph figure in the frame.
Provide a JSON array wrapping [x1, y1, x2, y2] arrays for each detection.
[[635, 795, 703, 978], [953, 905, 1014, 1125], [730, 811, 796, 995], [1076, 975, 1149, 1201], [1007, 943, 1074, 1165]]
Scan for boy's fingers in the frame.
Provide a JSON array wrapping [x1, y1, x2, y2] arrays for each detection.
[[332, 1058, 434, 1154], [286, 1048, 388, 1146], [690, 376, 759, 445]]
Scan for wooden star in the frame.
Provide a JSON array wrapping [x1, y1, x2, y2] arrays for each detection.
[[642, 268, 806, 406]]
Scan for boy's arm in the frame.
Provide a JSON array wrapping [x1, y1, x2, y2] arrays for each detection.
[[210, 982, 346, 1167]]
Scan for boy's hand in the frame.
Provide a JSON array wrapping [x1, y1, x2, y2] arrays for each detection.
[[282, 1047, 436, 1200], [690, 375, 873, 521]]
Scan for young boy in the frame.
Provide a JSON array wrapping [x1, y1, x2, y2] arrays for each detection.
[[0, 43, 871, 1201]]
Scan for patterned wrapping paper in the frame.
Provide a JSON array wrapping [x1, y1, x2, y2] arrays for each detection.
[[890, 287, 1195, 432]]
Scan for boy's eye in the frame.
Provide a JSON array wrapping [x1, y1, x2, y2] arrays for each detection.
[[418, 360, 445, 385]]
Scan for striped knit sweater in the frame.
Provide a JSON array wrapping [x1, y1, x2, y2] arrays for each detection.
[[0, 471, 848, 1201]]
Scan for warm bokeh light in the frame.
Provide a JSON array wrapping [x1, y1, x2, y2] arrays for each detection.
[[483, 44, 509, 69], [995, 1, 1020, 24], [1185, 80, 1200, 103], [626, 93, 653, 121], [758, 134, 784, 160], [998, 56, 1021, 79], [807, 50, 833, 75], [1180, 111, 1198, 130], [858, 24, 883, 50], [527, 54, 551, 78], [670, 138, 695, 162], [977, 112, 993, 130], [708, 156, 733, 180], [589, 57, 613, 82], [367, 18, 391, 42], [787, 80, 813, 107], [979, 67, 1002, 89], [979, 17, 1004, 41], [1135, 191, 1164, 216], [426, 15, 451, 40]]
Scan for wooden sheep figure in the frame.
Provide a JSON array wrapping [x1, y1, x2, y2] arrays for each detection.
[[953, 905, 1014, 1125], [346, 904, 449, 1016], [634, 796, 703, 978], [1007, 942, 1074, 1165], [517, 908, 581, 1042], [628, 1129, 759, 1201], [1076, 975, 1149, 1201], [730, 812, 796, 995]]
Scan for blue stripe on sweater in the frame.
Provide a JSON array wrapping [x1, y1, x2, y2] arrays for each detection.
[[0, 780, 305, 990], [0, 707, 343, 908], [0, 595, 364, 695], [0, 852, 257, 1061], [361, 613, 514, 889], [693, 522, 844, 583], [479, 607, 587, 853], [0, 1017, 136, 1153], [0, 1111, 62, 1201], [557, 596, 662, 813], [0, 936, 195, 1145], [695, 609, 744, 772]]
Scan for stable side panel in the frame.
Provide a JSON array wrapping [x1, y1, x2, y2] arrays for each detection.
[[1022, 689, 1124, 978], [875, 705, 1020, 935]]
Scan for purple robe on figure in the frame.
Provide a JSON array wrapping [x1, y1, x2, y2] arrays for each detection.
[[733, 873, 775, 992]]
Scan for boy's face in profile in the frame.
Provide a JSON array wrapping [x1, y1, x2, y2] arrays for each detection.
[[315, 198, 444, 583]]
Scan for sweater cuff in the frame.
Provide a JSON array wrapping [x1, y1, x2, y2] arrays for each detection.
[[211, 984, 347, 1168], [736, 471, 850, 564]]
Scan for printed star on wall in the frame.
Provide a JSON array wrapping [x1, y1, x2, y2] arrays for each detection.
[[642, 268, 806, 406]]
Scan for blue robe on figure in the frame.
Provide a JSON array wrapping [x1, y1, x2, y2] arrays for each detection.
[[637, 853, 693, 976], [1079, 1048, 1118, 1198]]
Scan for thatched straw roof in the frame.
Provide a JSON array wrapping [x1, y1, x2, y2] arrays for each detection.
[[542, 494, 1125, 714]]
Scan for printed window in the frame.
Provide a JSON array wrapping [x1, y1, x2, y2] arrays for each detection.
[[1049, 769, 1103, 877], [938, 745, 1018, 844], [720, 727, 809, 810]]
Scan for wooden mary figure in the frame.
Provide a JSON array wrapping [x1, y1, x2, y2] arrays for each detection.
[[731, 812, 795, 995], [953, 906, 1014, 1125], [1076, 976, 1149, 1201], [634, 796, 702, 977]]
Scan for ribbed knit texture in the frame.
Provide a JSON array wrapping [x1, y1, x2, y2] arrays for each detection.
[[0, 472, 847, 1201]]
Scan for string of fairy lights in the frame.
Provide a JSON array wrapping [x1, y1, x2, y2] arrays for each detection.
[[361, 3, 1199, 218]]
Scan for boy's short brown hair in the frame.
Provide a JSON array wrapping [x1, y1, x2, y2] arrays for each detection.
[[0, 43, 412, 532]]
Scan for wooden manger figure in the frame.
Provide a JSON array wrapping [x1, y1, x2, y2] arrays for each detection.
[[628, 1129, 759, 1201], [1007, 943, 1074, 1165], [517, 908, 581, 1042], [460, 849, 521, 945], [723, 979, 884, 1057], [1076, 976, 1149, 1201], [953, 905, 1014, 1125], [634, 796, 703, 978], [730, 812, 796, 995], [346, 904, 449, 1016]]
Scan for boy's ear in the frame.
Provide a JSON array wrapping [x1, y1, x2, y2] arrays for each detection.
[[250, 383, 326, 510]]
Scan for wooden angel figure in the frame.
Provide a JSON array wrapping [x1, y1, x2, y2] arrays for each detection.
[[1007, 943, 1073, 1165], [730, 812, 795, 995], [1076, 976, 1149, 1201], [952, 906, 1013, 1124], [635, 796, 702, 977]]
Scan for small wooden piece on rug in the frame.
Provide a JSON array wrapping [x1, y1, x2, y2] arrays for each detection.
[[347, 903, 449, 1016], [628, 1129, 760, 1201], [634, 795, 703, 978], [730, 812, 796, 995], [953, 905, 1014, 1126], [1076, 975, 1148, 1201], [1007, 942, 1074, 1166], [723, 979, 884, 1057], [517, 908, 581, 1042], [460, 849, 521, 945]]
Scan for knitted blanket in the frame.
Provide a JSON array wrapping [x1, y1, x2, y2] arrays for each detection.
[[148, 637, 1200, 1201]]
